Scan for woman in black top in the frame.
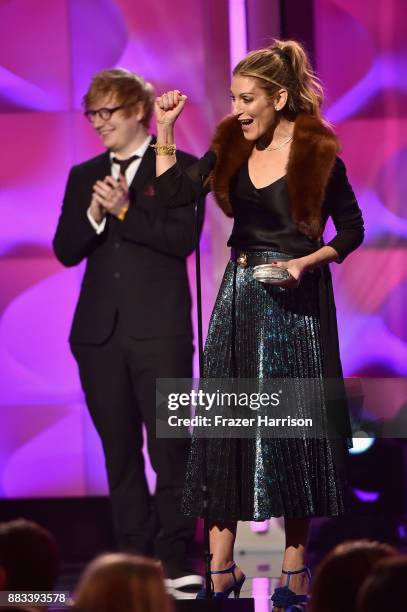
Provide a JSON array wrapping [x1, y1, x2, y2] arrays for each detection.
[[154, 40, 364, 609]]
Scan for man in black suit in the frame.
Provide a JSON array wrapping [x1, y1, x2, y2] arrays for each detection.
[[53, 69, 203, 595]]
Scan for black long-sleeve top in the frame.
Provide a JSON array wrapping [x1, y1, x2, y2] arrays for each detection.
[[155, 155, 364, 263]]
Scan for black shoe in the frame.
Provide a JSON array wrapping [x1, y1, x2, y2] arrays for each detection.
[[271, 567, 311, 611], [196, 563, 246, 600]]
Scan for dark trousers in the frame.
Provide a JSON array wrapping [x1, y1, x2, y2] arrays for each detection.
[[71, 324, 195, 569]]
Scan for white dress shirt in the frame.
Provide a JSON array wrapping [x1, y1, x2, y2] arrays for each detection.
[[87, 134, 153, 234]]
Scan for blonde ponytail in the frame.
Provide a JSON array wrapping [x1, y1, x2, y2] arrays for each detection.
[[233, 39, 324, 119]]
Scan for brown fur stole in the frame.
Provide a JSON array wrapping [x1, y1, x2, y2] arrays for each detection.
[[209, 113, 339, 239]]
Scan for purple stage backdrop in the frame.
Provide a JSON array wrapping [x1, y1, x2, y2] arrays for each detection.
[[0, 0, 406, 499]]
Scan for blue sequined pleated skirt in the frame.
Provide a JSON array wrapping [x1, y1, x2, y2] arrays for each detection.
[[182, 252, 347, 520]]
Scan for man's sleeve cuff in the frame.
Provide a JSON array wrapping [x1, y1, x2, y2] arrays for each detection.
[[87, 207, 106, 234]]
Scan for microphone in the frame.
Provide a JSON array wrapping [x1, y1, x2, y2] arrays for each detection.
[[198, 150, 217, 181]]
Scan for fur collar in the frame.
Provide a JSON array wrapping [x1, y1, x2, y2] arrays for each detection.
[[209, 113, 339, 239]]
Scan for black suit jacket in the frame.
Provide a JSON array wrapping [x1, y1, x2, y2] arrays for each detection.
[[53, 142, 203, 344]]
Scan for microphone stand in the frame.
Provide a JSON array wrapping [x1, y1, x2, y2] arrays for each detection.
[[193, 198, 212, 599]]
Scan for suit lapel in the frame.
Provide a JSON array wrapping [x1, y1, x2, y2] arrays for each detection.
[[95, 151, 111, 180], [128, 137, 156, 194]]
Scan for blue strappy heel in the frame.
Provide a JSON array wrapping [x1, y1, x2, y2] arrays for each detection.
[[271, 566, 311, 611], [196, 562, 246, 599]]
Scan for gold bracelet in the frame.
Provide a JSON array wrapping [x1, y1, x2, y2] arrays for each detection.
[[117, 205, 129, 221], [150, 143, 176, 156]]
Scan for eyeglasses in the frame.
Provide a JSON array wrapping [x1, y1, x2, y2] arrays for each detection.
[[84, 105, 124, 122]]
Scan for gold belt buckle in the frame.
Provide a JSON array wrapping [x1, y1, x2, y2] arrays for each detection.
[[237, 252, 247, 268]]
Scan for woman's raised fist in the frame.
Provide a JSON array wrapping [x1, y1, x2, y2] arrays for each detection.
[[155, 90, 187, 125]]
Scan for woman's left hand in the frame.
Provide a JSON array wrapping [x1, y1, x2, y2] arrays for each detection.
[[270, 258, 309, 288]]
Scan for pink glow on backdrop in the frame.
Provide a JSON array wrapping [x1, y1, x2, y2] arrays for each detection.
[[315, 0, 407, 381], [0, 0, 216, 498], [229, 0, 248, 73]]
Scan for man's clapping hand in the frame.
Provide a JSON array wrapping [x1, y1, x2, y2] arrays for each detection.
[[91, 175, 129, 218]]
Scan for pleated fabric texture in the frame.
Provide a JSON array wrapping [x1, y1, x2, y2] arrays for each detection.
[[182, 252, 347, 521]]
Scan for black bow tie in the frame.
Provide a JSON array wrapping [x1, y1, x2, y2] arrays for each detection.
[[111, 155, 139, 176]]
